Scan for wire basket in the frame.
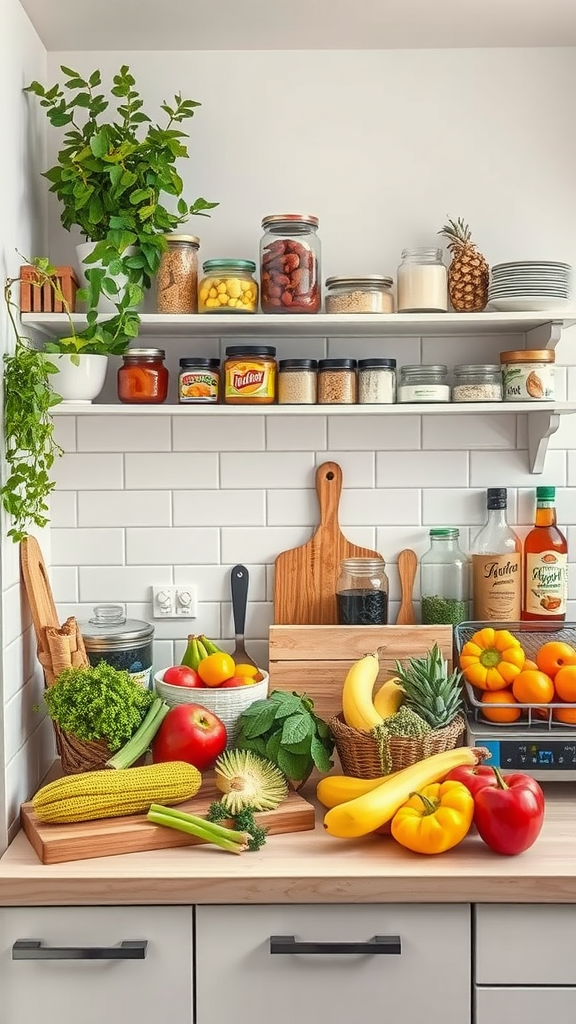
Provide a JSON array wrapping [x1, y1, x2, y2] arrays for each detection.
[[329, 712, 466, 778], [454, 621, 576, 731], [154, 670, 269, 748]]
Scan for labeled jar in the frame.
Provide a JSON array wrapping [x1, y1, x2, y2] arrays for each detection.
[[224, 345, 277, 404], [452, 364, 503, 402], [317, 358, 357, 404], [260, 213, 321, 314], [117, 348, 169, 404], [79, 605, 155, 689], [398, 364, 450, 403], [325, 275, 394, 314], [358, 358, 397, 403], [500, 349, 555, 401], [277, 359, 317, 405], [156, 233, 199, 314], [397, 247, 448, 313], [336, 557, 389, 625], [420, 528, 469, 625], [198, 259, 258, 313], [179, 358, 221, 404]]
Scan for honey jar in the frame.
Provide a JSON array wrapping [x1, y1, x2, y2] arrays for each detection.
[[223, 346, 277, 404]]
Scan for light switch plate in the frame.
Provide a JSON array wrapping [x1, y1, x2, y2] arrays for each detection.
[[152, 585, 198, 618]]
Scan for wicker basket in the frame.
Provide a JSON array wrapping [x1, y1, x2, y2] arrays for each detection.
[[329, 712, 467, 778], [53, 722, 112, 775], [154, 670, 269, 748]]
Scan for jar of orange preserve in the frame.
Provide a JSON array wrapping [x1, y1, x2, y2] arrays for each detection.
[[223, 346, 277, 404]]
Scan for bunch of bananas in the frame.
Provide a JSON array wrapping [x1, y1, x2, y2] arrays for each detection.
[[181, 634, 224, 671], [342, 651, 404, 730]]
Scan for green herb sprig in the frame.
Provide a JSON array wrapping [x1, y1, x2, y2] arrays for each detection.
[[206, 801, 268, 852]]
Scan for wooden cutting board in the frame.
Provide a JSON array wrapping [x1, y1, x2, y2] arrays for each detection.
[[21, 780, 316, 865], [274, 461, 382, 624]]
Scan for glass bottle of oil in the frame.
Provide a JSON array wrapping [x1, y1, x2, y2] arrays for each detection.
[[471, 488, 522, 621], [522, 486, 568, 621]]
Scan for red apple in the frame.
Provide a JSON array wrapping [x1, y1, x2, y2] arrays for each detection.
[[152, 704, 227, 771], [162, 665, 203, 688], [218, 676, 249, 688]]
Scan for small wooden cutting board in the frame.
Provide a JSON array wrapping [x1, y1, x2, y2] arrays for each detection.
[[21, 780, 316, 865]]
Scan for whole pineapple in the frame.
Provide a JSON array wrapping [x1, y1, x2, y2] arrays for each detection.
[[439, 216, 489, 312], [394, 644, 463, 730]]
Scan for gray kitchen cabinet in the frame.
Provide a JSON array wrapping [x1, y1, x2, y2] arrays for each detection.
[[476, 986, 576, 1020], [0, 905, 194, 1024], [195, 903, 471, 1024], [475, 904, 576, 985]]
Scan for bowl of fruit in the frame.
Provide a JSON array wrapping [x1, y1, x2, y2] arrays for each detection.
[[154, 634, 269, 747]]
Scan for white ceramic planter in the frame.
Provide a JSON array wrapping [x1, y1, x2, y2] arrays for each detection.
[[44, 353, 109, 403], [75, 241, 134, 313]]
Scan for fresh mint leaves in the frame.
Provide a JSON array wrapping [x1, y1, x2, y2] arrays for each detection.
[[236, 690, 334, 787]]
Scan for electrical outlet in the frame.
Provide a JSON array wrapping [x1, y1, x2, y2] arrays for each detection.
[[152, 585, 198, 618]]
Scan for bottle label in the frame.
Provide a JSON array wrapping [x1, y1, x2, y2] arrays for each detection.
[[525, 551, 568, 615], [179, 370, 219, 403], [472, 553, 521, 620], [224, 359, 275, 400]]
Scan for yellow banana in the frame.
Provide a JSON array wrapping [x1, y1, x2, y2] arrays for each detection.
[[373, 677, 404, 719], [341, 652, 383, 731], [316, 772, 400, 808]]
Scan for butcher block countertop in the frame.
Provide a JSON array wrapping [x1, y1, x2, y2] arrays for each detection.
[[1, 783, 576, 906]]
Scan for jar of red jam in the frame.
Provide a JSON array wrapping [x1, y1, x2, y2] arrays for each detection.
[[117, 348, 169, 404]]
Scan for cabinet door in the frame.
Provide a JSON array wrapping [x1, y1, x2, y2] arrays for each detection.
[[196, 904, 470, 1024], [0, 906, 193, 1024], [475, 904, 576, 984], [476, 986, 576, 1021]]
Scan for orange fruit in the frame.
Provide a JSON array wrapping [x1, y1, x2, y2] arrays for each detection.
[[480, 689, 522, 724], [197, 651, 236, 687], [512, 669, 555, 705], [552, 664, 576, 703], [535, 640, 576, 679], [234, 664, 260, 679], [523, 659, 538, 671], [553, 705, 576, 725]]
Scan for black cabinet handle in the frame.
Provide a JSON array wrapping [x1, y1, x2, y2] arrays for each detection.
[[270, 934, 401, 955], [12, 939, 148, 961]]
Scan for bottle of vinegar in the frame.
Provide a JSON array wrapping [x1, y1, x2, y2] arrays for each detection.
[[522, 486, 568, 621], [471, 487, 522, 621]]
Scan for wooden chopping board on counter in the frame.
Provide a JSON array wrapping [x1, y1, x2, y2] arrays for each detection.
[[274, 461, 382, 625], [20, 780, 316, 865]]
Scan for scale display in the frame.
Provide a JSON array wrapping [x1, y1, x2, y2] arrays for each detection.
[[474, 739, 576, 770]]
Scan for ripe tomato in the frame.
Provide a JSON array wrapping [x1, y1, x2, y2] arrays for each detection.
[[162, 665, 203, 688], [197, 651, 236, 687]]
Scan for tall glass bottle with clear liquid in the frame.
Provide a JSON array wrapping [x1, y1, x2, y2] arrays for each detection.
[[522, 486, 568, 621], [471, 487, 522, 621]]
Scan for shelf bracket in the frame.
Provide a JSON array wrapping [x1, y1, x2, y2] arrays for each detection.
[[527, 410, 560, 474], [524, 321, 563, 351]]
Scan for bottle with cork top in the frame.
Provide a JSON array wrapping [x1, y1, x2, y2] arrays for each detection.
[[470, 488, 522, 621], [522, 486, 568, 621]]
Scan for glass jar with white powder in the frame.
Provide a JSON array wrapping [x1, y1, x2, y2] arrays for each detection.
[[358, 358, 396, 403], [397, 248, 448, 313], [398, 364, 450, 403]]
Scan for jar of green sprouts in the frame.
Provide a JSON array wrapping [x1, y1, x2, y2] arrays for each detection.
[[420, 528, 469, 625]]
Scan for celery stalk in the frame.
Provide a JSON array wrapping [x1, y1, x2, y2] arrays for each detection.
[[147, 806, 249, 854], [148, 803, 249, 844], [106, 698, 170, 770]]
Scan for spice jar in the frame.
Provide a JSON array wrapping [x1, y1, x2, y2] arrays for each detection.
[[336, 557, 389, 625], [398, 364, 450, 403], [358, 358, 397, 404], [156, 234, 200, 314], [420, 529, 469, 625], [117, 348, 169, 404], [198, 259, 258, 313], [277, 359, 317, 404], [397, 248, 448, 313], [223, 345, 277, 404], [452, 364, 503, 402], [260, 213, 321, 313], [178, 358, 221, 404], [317, 358, 357, 404], [79, 605, 155, 689], [325, 276, 394, 314], [500, 349, 555, 401]]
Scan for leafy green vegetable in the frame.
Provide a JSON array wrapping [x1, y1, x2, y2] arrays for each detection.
[[206, 801, 268, 852], [43, 661, 154, 751], [236, 690, 334, 787]]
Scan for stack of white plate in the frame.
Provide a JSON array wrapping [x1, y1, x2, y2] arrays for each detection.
[[488, 261, 572, 311]]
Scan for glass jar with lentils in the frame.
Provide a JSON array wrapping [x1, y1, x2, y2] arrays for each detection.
[[277, 359, 317, 404], [156, 233, 200, 314], [317, 358, 357, 404]]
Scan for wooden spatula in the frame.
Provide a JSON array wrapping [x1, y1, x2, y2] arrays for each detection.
[[395, 548, 418, 625]]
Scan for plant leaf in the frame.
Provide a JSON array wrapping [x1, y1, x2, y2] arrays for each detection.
[[281, 713, 312, 746]]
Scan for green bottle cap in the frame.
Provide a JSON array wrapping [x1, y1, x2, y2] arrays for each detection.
[[536, 486, 556, 501]]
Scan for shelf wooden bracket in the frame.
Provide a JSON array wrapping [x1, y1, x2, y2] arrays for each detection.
[[527, 410, 560, 474], [525, 320, 564, 350]]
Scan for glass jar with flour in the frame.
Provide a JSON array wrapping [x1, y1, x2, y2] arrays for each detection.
[[397, 247, 448, 313]]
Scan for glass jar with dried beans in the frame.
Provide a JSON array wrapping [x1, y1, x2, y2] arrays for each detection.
[[156, 233, 200, 314], [277, 359, 317, 404], [317, 359, 357, 404], [260, 213, 321, 313]]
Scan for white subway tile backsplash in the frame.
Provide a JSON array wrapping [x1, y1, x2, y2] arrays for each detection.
[[422, 333, 519, 367], [77, 415, 172, 451], [52, 529, 124, 566], [267, 489, 318, 527], [327, 335, 419, 366], [376, 450, 468, 487], [79, 565, 173, 603], [220, 601, 273, 641], [173, 415, 265, 451], [550, 407, 576, 450], [328, 415, 420, 451], [174, 563, 267, 602], [376, 528, 429, 561], [316, 450, 375, 486], [423, 413, 516, 450], [471, 449, 566, 487], [51, 566, 79, 604], [221, 451, 314, 488], [78, 490, 172, 527], [173, 489, 265, 526], [126, 527, 219, 565], [49, 490, 77, 528], [2, 583, 30, 648], [125, 452, 218, 489], [266, 416, 327, 451], [150, 602, 221, 642], [221, 526, 309, 564], [423, 488, 498, 527], [52, 415, 76, 452], [340, 488, 420, 526], [53, 453, 124, 490]]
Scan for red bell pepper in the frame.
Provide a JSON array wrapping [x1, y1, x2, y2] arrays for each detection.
[[473, 767, 545, 856], [444, 764, 500, 797]]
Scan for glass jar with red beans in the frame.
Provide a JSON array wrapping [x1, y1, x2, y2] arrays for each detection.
[[259, 213, 321, 314], [117, 347, 169, 404]]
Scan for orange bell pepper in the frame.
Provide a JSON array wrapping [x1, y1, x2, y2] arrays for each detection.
[[459, 627, 525, 691], [391, 780, 474, 855]]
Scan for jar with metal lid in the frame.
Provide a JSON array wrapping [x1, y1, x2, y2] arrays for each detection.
[[278, 359, 317, 405], [117, 348, 169, 404], [179, 358, 221, 404], [398, 364, 450, 403], [452, 364, 503, 402], [500, 349, 555, 401], [260, 213, 321, 314], [325, 275, 395, 314], [198, 259, 258, 313], [336, 557, 389, 625], [224, 345, 277, 404], [397, 247, 448, 313], [156, 233, 200, 313], [420, 529, 469, 625], [79, 605, 155, 689], [318, 358, 357, 404], [358, 358, 397, 404]]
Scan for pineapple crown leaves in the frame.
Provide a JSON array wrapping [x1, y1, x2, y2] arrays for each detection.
[[393, 643, 463, 730], [438, 216, 476, 254]]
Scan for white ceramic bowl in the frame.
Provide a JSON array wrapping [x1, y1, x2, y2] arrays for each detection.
[[154, 669, 269, 748]]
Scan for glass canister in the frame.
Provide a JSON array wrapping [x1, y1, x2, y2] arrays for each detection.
[[78, 605, 155, 689], [260, 213, 321, 313], [325, 275, 394, 314], [156, 233, 200, 314], [198, 259, 258, 313], [223, 345, 277, 404], [420, 528, 469, 625], [398, 364, 450, 403], [397, 247, 448, 313], [452, 364, 503, 402], [358, 358, 397, 403], [178, 358, 221, 404], [318, 358, 357, 404], [117, 347, 169, 404], [277, 359, 317, 404], [336, 557, 389, 625]]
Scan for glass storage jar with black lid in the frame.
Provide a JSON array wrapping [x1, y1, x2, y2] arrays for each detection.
[[156, 233, 199, 313], [78, 605, 155, 689], [325, 275, 394, 314], [420, 529, 469, 625], [452, 364, 503, 402], [179, 358, 221, 403], [117, 348, 169, 404], [398, 364, 450, 403], [260, 213, 321, 314], [358, 358, 396, 403], [336, 557, 389, 625], [318, 358, 357, 404], [198, 259, 258, 313], [278, 359, 317, 404]]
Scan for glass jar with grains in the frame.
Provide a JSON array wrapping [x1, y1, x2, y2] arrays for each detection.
[[156, 234, 199, 314], [452, 364, 503, 402], [198, 259, 258, 313], [260, 213, 321, 313], [325, 276, 394, 314], [278, 359, 317, 405], [317, 358, 357, 404], [398, 364, 450, 403], [358, 358, 396, 403], [117, 348, 169, 404]]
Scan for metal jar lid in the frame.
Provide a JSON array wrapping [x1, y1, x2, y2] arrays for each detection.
[[164, 233, 200, 246], [261, 213, 319, 229], [500, 349, 555, 363], [122, 348, 166, 360], [80, 605, 154, 651], [325, 275, 394, 290]]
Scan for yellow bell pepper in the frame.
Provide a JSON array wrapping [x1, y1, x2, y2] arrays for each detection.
[[391, 780, 474, 855], [459, 627, 525, 691]]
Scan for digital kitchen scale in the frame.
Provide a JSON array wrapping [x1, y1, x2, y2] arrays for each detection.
[[466, 718, 576, 782]]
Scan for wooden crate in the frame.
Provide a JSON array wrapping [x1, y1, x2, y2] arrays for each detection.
[[20, 264, 79, 314], [268, 624, 453, 723]]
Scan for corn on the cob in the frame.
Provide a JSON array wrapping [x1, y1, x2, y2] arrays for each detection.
[[33, 762, 202, 824]]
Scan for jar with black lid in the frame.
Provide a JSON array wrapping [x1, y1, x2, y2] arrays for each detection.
[[317, 358, 357, 404], [278, 359, 317, 404], [224, 345, 277, 404], [358, 358, 397, 403], [179, 358, 221, 404]]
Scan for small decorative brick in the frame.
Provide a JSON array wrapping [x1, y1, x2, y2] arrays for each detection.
[[20, 265, 79, 314]]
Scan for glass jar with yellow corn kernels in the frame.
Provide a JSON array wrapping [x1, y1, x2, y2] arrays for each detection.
[[198, 259, 259, 313]]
